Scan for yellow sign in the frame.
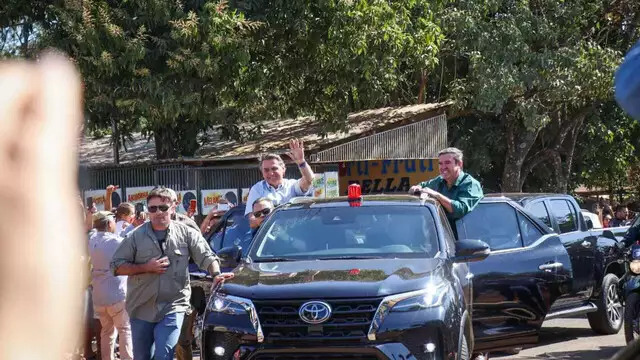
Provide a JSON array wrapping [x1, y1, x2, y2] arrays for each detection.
[[338, 159, 439, 195]]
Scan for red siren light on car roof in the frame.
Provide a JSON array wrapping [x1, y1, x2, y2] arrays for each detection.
[[348, 183, 362, 207]]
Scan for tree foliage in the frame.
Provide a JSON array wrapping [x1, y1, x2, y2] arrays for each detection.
[[229, 0, 444, 134], [440, 0, 636, 192], [43, 0, 255, 159]]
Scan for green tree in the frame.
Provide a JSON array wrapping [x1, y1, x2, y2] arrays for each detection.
[[441, 0, 635, 192], [44, 0, 254, 160], [229, 0, 444, 134]]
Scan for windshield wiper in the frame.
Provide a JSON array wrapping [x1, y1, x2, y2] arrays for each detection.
[[253, 257, 298, 263], [316, 255, 383, 260]]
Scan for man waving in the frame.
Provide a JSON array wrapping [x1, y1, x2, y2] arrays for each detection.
[[244, 139, 314, 221]]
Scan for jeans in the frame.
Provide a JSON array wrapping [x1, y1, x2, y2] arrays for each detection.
[[130, 312, 185, 360]]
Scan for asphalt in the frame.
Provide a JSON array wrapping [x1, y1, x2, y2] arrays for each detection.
[[494, 317, 628, 360]]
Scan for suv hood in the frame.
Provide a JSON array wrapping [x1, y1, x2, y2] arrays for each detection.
[[220, 258, 447, 299]]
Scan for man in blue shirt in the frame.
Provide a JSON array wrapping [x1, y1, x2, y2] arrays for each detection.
[[244, 139, 314, 217]]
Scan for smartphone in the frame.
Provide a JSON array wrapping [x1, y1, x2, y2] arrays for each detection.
[[189, 199, 197, 213], [135, 203, 145, 218], [86, 197, 94, 209], [217, 203, 230, 211]]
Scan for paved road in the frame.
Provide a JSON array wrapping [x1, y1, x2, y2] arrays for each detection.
[[494, 317, 627, 360], [192, 317, 628, 360]]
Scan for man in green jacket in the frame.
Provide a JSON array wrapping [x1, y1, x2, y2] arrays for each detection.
[[409, 147, 484, 238]]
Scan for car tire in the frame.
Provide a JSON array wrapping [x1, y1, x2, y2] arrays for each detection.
[[588, 273, 623, 335], [459, 334, 470, 360], [624, 292, 640, 343]]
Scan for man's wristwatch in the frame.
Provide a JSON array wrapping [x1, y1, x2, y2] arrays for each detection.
[[298, 161, 307, 168]]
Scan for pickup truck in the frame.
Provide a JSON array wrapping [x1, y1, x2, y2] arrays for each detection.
[[190, 193, 629, 356], [459, 193, 628, 352]]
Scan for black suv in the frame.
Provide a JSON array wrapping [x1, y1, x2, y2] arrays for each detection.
[[197, 194, 490, 360]]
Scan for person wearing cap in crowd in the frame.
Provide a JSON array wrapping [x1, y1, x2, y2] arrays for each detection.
[[89, 211, 133, 360], [244, 139, 314, 220], [110, 187, 233, 360]]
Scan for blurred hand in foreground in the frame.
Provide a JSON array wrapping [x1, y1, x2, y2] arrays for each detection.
[[0, 51, 84, 359]]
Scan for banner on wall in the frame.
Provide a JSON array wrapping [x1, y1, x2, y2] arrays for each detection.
[[324, 172, 339, 198], [176, 190, 198, 215], [125, 186, 155, 206], [338, 159, 439, 195], [312, 173, 326, 198], [84, 189, 123, 211], [241, 188, 250, 204], [201, 189, 238, 214]]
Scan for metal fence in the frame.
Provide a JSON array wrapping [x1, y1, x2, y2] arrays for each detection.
[[82, 162, 338, 197]]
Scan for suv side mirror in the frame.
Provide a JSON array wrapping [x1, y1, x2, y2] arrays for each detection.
[[586, 219, 594, 230], [452, 239, 490, 263], [218, 245, 242, 269]]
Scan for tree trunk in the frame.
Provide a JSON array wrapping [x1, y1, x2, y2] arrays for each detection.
[[417, 69, 427, 104], [501, 115, 540, 192], [154, 127, 177, 160], [111, 117, 120, 164]]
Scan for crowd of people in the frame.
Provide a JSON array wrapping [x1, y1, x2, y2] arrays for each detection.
[[78, 139, 313, 360]]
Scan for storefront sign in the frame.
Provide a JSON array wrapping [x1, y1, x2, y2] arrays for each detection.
[[338, 159, 439, 195]]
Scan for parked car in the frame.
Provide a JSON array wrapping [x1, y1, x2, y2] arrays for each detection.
[[198, 193, 490, 360], [463, 193, 628, 348], [581, 209, 603, 229]]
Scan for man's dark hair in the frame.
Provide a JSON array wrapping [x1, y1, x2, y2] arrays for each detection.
[[616, 204, 628, 213], [253, 197, 274, 209]]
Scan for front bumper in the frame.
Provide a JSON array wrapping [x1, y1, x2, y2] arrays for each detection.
[[197, 290, 462, 360], [200, 340, 446, 360], [198, 306, 457, 360]]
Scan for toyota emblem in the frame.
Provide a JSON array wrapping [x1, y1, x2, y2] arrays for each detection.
[[298, 301, 332, 324]]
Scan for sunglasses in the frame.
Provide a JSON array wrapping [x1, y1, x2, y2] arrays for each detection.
[[148, 204, 171, 213], [253, 208, 272, 218]]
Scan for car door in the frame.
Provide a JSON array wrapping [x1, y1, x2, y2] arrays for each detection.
[[543, 198, 596, 306], [456, 201, 571, 350]]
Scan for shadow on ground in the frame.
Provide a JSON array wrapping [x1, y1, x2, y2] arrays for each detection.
[[492, 325, 623, 359], [495, 346, 621, 359]]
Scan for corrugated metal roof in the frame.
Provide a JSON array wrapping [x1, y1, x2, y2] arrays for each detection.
[[309, 113, 446, 162], [79, 102, 451, 167]]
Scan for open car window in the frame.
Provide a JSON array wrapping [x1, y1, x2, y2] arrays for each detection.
[[250, 206, 440, 261], [457, 203, 524, 251]]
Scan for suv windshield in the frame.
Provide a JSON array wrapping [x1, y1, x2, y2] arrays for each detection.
[[249, 206, 439, 261]]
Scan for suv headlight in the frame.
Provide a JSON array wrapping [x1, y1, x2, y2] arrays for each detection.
[[391, 282, 448, 312], [207, 293, 250, 315]]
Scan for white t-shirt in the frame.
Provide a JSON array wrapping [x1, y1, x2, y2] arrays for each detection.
[[115, 220, 131, 236]]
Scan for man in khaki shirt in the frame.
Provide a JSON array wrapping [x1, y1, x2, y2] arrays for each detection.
[[111, 187, 232, 360]]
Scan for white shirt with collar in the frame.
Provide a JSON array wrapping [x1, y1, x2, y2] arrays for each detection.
[[244, 178, 312, 215]]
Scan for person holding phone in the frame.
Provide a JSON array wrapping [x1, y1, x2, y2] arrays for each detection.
[[110, 187, 233, 360], [200, 201, 233, 237]]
